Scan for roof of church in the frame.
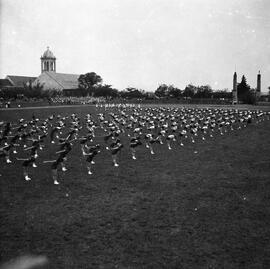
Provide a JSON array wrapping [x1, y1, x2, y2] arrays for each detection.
[[41, 72, 80, 89], [41, 47, 56, 59], [6, 75, 37, 87], [0, 79, 14, 88]]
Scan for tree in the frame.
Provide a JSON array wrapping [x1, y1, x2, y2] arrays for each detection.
[[195, 85, 213, 98], [145, 92, 157, 100], [183, 84, 197, 98], [167, 85, 182, 98], [78, 72, 102, 96], [94, 84, 119, 98], [237, 76, 257, 104], [155, 84, 169, 98], [120, 87, 145, 99], [237, 75, 250, 101], [23, 81, 46, 98], [243, 88, 256, 104], [212, 89, 232, 99]]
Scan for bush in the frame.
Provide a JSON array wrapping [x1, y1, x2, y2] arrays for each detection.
[[241, 91, 256, 105]]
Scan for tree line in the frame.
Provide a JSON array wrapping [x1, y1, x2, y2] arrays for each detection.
[[0, 72, 262, 104], [77, 72, 232, 100], [76, 72, 261, 104]]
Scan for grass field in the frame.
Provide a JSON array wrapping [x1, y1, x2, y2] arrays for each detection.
[[1, 104, 270, 269]]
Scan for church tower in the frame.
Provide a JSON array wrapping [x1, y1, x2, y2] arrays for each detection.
[[41, 47, 56, 73], [232, 71, 238, 104]]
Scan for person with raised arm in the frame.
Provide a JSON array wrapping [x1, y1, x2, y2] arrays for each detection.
[[43, 155, 65, 185], [82, 144, 100, 175], [129, 136, 142, 160], [16, 156, 37, 181], [109, 138, 123, 167]]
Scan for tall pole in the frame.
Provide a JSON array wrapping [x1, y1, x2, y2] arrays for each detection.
[[256, 71, 261, 99], [232, 72, 238, 104]]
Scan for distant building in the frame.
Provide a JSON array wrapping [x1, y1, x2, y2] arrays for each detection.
[[259, 92, 269, 102], [0, 75, 37, 90], [0, 78, 13, 89], [41, 46, 56, 73], [34, 47, 80, 93], [35, 71, 80, 91], [1, 47, 80, 94]]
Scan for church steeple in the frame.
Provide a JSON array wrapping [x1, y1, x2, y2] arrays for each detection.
[[41, 47, 56, 73]]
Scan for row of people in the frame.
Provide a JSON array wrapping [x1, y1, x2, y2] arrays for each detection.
[[1, 107, 269, 184]]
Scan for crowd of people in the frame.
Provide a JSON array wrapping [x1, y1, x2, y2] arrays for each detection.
[[1, 104, 269, 184], [0, 96, 107, 108], [49, 96, 106, 105]]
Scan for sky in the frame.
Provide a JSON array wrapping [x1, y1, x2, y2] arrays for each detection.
[[0, 0, 270, 92]]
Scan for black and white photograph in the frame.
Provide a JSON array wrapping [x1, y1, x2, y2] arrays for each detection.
[[0, 0, 270, 268]]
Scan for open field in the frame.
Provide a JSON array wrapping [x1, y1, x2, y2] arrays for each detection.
[[1, 100, 270, 111], [1, 104, 270, 268], [1, 102, 270, 113]]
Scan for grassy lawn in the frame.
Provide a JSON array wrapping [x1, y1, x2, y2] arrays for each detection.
[[1, 105, 270, 268]]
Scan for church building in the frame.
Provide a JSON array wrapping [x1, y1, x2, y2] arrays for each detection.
[[0, 47, 80, 94], [33, 47, 80, 93], [0, 75, 37, 89]]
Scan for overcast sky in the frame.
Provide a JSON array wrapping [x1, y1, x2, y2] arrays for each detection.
[[0, 0, 269, 92]]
